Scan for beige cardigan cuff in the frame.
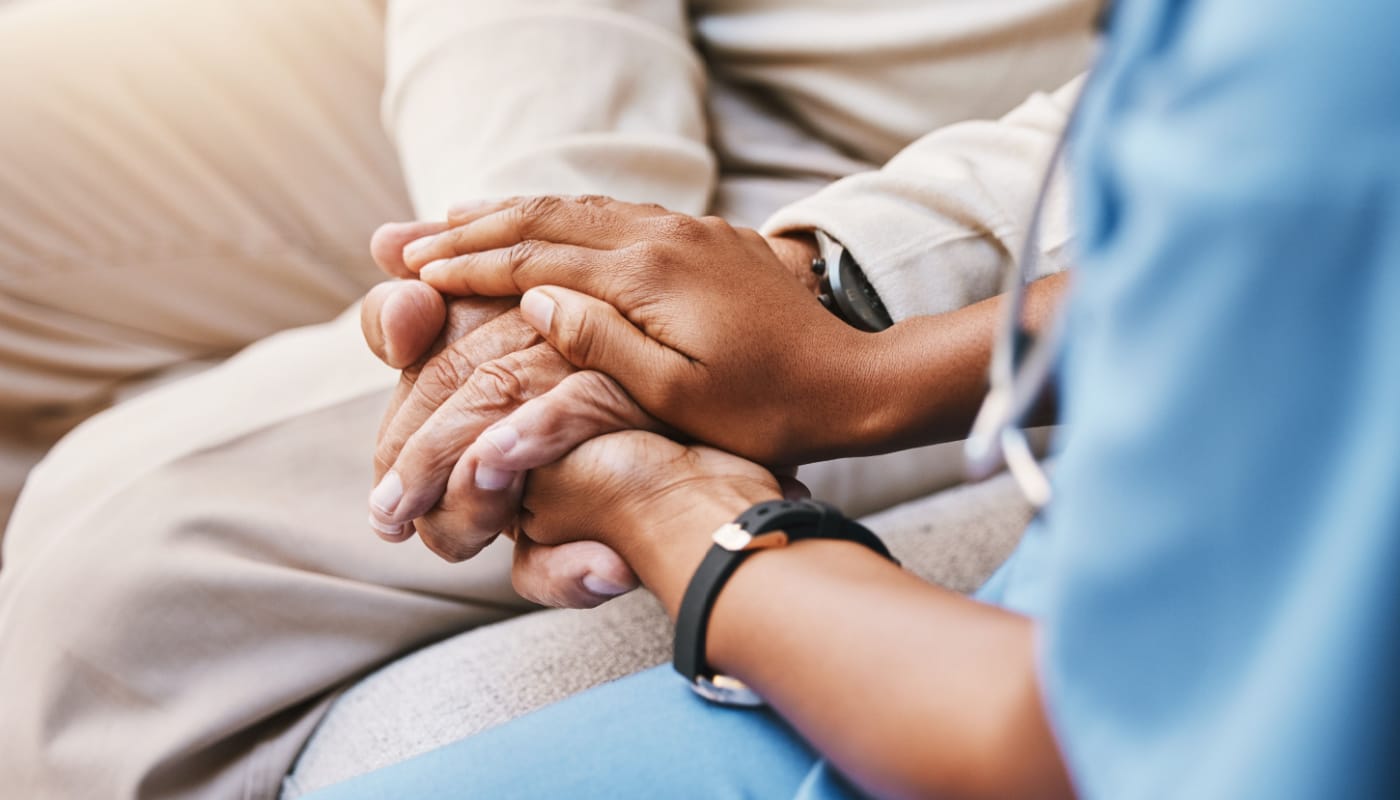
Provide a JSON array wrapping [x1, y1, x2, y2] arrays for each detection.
[[762, 76, 1084, 322]]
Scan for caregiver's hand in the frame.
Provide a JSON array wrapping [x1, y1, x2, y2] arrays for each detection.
[[402, 195, 878, 465]]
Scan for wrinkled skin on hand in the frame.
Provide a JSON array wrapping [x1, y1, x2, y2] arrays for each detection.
[[362, 216, 643, 607], [360, 199, 822, 604]]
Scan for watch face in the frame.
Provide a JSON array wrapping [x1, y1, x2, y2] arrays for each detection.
[[831, 251, 893, 332], [691, 675, 765, 707]]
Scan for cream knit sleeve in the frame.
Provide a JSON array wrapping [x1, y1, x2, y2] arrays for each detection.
[[383, 0, 716, 219], [762, 76, 1085, 322]]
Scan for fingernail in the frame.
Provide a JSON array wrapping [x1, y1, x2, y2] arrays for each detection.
[[418, 258, 449, 279], [479, 425, 518, 456], [367, 513, 411, 538], [520, 290, 555, 332], [370, 471, 403, 515], [475, 465, 517, 491], [403, 236, 434, 264], [376, 315, 396, 366], [582, 573, 630, 598]]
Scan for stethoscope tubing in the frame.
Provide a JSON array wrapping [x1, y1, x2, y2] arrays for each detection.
[[963, 87, 1082, 509]]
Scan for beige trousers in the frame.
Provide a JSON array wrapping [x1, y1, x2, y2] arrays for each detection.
[[0, 0, 977, 797], [0, 0, 406, 533]]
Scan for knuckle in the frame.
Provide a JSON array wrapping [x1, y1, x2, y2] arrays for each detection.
[[421, 531, 470, 563], [418, 347, 476, 397], [415, 362, 455, 398], [651, 213, 704, 242], [463, 505, 507, 538], [507, 239, 543, 274], [556, 304, 601, 367], [466, 358, 529, 410], [699, 215, 739, 240], [625, 238, 664, 263], [737, 226, 766, 245], [441, 225, 473, 254], [439, 502, 502, 545], [420, 517, 494, 563], [517, 195, 563, 232], [573, 194, 612, 208]]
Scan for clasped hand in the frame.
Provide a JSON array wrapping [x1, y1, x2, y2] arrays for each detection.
[[361, 196, 868, 606]]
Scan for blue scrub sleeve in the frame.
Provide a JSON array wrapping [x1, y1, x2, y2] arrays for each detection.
[[1040, 1, 1400, 797]]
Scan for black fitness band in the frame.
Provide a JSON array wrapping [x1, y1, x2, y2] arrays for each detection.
[[673, 498, 897, 706]]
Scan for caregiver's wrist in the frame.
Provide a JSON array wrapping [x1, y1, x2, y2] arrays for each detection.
[[620, 480, 781, 618], [832, 325, 912, 453], [776, 319, 902, 462], [765, 232, 822, 296], [823, 311, 1000, 456]]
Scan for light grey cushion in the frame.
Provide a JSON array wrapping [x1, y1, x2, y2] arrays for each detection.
[[282, 473, 1029, 798]]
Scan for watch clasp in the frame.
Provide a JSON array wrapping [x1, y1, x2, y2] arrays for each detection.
[[712, 522, 788, 552]]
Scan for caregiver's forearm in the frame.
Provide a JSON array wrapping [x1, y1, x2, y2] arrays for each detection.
[[831, 271, 1067, 458], [625, 492, 1072, 800], [713, 543, 1070, 800]]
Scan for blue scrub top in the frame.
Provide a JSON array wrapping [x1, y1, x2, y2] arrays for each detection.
[[1032, 0, 1400, 796]]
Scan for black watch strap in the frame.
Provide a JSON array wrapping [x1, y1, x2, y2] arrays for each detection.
[[673, 499, 897, 706]]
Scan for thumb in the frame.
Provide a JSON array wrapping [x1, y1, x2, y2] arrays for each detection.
[[512, 537, 638, 609], [519, 286, 676, 387], [362, 281, 446, 369], [466, 371, 665, 473]]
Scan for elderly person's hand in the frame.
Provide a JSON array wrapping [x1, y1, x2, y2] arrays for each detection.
[[361, 200, 824, 601], [361, 215, 649, 606]]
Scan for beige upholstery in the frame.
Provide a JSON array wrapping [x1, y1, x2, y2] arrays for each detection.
[[282, 473, 1030, 797]]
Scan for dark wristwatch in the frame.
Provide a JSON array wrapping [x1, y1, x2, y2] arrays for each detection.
[[673, 498, 898, 707], [811, 230, 894, 332]]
